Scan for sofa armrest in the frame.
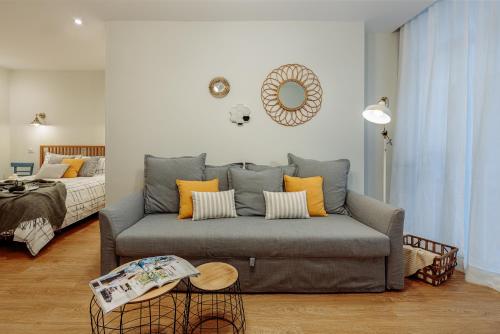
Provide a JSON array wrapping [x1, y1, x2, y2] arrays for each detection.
[[99, 192, 145, 274], [345, 190, 405, 290]]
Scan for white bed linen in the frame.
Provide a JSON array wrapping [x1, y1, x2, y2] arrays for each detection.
[[55, 174, 105, 229], [8, 174, 105, 230], [3, 175, 105, 255]]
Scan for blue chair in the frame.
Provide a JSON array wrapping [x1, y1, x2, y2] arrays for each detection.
[[10, 162, 35, 176]]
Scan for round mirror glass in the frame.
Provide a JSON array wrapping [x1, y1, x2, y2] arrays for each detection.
[[213, 81, 226, 93], [278, 81, 306, 110]]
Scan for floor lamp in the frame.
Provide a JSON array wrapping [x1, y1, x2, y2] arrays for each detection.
[[363, 97, 392, 203]]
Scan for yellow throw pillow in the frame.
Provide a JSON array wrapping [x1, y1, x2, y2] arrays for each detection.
[[284, 175, 327, 217], [61, 158, 85, 178], [176, 179, 219, 219]]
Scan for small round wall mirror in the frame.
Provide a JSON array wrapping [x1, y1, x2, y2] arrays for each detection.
[[209, 77, 230, 98], [278, 80, 307, 111]]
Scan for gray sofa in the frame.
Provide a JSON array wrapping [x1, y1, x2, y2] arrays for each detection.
[[100, 190, 405, 292]]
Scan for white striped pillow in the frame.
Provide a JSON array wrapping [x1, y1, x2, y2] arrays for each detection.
[[263, 191, 310, 220], [192, 190, 238, 221]]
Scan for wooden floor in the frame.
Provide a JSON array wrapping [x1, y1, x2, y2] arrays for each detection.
[[1, 217, 499, 334]]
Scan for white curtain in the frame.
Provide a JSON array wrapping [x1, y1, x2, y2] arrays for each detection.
[[391, 0, 500, 291]]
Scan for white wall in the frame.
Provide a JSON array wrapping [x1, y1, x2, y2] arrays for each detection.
[[106, 21, 365, 203], [364, 32, 399, 201], [0, 68, 10, 178], [8, 71, 105, 168]]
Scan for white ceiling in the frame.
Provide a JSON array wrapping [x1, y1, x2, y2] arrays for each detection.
[[0, 0, 434, 70]]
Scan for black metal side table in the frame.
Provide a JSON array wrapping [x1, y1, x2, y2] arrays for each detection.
[[185, 262, 246, 334], [90, 264, 188, 334]]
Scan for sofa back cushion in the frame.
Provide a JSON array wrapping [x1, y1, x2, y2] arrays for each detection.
[[228, 167, 283, 216], [288, 153, 350, 214], [144, 154, 206, 214], [245, 163, 297, 178], [204, 163, 243, 190]]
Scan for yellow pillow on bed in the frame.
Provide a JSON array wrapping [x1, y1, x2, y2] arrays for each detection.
[[176, 179, 219, 219], [62, 158, 85, 178]]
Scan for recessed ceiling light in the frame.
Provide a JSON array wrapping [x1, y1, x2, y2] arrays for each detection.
[[73, 17, 83, 26]]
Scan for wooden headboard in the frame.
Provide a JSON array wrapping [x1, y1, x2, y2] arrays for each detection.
[[40, 145, 105, 167]]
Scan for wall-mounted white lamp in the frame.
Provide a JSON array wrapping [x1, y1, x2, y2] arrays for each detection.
[[362, 97, 392, 203], [31, 113, 46, 127]]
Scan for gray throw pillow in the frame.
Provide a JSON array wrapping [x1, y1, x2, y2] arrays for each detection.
[[205, 163, 244, 191], [144, 153, 207, 214], [228, 167, 283, 216], [245, 163, 297, 177], [288, 153, 350, 214], [78, 156, 99, 177]]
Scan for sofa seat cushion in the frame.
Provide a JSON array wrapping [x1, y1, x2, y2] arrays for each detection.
[[116, 215, 390, 259]]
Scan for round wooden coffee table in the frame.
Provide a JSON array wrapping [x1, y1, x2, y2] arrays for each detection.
[[89, 261, 187, 334], [190, 262, 238, 291], [186, 262, 246, 333]]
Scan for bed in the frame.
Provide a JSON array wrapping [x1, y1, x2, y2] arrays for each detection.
[[40, 145, 106, 229], [0, 145, 105, 255]]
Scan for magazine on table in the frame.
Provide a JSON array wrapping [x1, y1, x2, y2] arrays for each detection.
[[89, 255, 199, 313]]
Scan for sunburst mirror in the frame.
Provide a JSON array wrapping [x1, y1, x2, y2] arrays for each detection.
[[261, 64, 323, 126]]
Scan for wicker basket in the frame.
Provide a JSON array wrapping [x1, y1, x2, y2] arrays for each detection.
[[403, 234, 459, 286]]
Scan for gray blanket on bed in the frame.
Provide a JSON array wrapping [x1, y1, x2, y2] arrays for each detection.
[[0, 181, 67, 234]]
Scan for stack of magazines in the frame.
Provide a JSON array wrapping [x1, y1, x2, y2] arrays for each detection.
[[89, 255, 199, 313]]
